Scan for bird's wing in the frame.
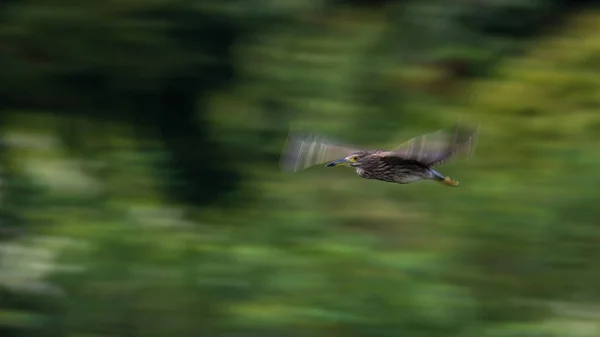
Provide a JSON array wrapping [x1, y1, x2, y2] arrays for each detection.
[[384, 124, 479, 167], [279, 131, 362, 172]]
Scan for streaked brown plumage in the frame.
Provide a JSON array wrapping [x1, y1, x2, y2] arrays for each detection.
[[279, 124, 479, 186]]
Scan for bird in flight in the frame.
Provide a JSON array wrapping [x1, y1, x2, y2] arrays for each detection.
[[279, 124, 479, 187]]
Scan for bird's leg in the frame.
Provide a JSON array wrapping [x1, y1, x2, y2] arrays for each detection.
[[443, 176, 460, 187], [430, 169, 460, 187]]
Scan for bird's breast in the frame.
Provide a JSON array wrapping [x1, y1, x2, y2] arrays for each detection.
[[394, 174, 424, 184], [355, 168, 372, 179], [355, 167, 394, 182]]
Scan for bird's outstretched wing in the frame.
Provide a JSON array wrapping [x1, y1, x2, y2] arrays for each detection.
[[279, 131, 362, 172], [385, 124, 479, 167]]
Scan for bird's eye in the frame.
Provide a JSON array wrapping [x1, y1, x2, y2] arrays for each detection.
[[352, 156, 359, 161]]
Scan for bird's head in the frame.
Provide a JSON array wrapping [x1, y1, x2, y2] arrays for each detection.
[[325, 152, 368, 168]]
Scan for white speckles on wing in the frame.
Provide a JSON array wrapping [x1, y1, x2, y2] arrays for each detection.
[[279, 131, 360, 172]]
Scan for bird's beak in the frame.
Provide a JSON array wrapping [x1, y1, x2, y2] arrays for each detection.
[[325, 158, 348, 167]]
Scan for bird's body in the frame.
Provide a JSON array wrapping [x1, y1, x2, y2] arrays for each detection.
[[338, 150, 433, 183], [280, 124, 479, 187]]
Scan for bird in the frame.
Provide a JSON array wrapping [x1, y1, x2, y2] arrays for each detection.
[[279, 124, 479, 187]]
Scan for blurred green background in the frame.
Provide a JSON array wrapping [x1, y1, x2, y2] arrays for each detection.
[[2, 1, 600, 336]]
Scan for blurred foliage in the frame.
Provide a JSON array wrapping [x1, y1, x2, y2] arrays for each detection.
[[1, 1, 600, 337]]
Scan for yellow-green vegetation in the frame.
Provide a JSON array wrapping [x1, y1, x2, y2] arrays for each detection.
[[2, 2, 600, 337]]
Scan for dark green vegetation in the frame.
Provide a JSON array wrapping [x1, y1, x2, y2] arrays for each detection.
[[1, 1, 600, 337]]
